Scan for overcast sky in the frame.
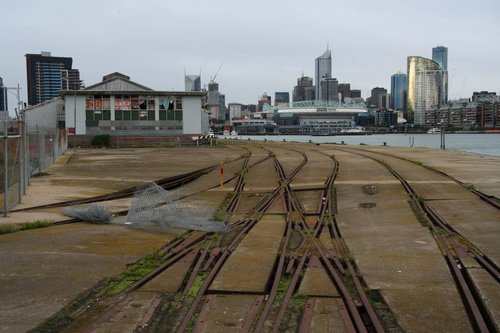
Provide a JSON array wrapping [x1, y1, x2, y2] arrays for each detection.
[[1, 0, 499, 113]]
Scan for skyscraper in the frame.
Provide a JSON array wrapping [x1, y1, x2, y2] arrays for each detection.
[[26, 52, 82, 106], [0, 77, 7, 112], [320, 78, 339, 102], [432, 46, 448, 70], [315, 47, 332, 101], [407, 56, 448, 125], [293, 75, 314, 102], [390, 72, 407, 111], [338, 83, 350, 103], [370, 87, 388, 109], [185, 74, 201, 92]]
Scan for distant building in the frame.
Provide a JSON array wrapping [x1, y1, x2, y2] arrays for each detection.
[[320, 78, 339, 102], [407, 56, 448, 125], [274, 92, 290, 106], [370, 87, 388, 109], [390, 72, 407, 111], [432, 46, 448, 70], [472, 91, 498, 103], [350, 90, 361, 98], [293, 75, 314, 102], [228, 103, 242, 124], [185, 74, 201, 92], [338, 83, 350, 102], [0, 77, 7, 112], [315, 47, 332, 100], [26, 51, 82, 106], [258, 93, 272, 112], [375, 110, 398, 127], [207, 81, 226, 122]]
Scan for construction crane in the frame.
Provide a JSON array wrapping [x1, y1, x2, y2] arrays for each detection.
[[210, 63, 223, 83]]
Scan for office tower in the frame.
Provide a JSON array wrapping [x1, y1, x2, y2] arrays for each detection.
[[407, 56, 448, 125], [293, 75, 314, 102], [185, 74, 201, 92], [338, 83, 350, 102], [0, 77, 7, 112], [315, 47, 332, 100], [391, 72, 407, 111], [320, 78, 339, 102], [371, 87, 388, 109], [275, 92, 290, 106], [432, 46, 448, 70], [26, 52, 82, 106]]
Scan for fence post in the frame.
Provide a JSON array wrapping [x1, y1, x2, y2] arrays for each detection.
[[3, 122, 8, 217]]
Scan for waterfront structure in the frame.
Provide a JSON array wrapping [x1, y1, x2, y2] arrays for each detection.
[[0, 77, 7, 112], [370, 87, 388, 109], [293, 75, 314, 102], [432, 46, 448, 70], [47, 72, 208, 140], [26, 52, 82, 106], [320, 78, 339, 102], [315, 48, 332, 101], [407, 56, 448, 125], [375, 110, 398, 127], [272, 100, 368, 135], [274, 92, 290, 106], [185, 74, 201, 92], [390, 72, 407, 111]]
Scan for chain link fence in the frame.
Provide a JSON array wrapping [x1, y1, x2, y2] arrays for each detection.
[[0, 120, 67, 215]]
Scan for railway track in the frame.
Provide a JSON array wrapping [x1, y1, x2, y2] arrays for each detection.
[[333, 146, 499, 333]]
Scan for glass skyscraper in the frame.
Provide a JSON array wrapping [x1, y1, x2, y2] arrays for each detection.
[[185, 74, 201, 92], [315, 48, 332, 101], [390, 72, 407, 111], [432, 46, 448, 70], [25, 52, 81, 106], [407, 56, 448, 125]]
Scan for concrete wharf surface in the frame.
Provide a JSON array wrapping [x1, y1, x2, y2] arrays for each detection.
[[330, 149, 473, 333], [355, 147, 500, 268], [0, 143, 499, 332], [209, 214, 286, 293]]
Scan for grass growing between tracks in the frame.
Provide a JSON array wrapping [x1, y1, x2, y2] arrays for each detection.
[[99, 250, 165, 296], [20, 220, 51, 230], [0, 225, 15, 234]]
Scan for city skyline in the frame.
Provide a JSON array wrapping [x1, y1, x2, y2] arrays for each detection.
[[1, 0, 499, 114]]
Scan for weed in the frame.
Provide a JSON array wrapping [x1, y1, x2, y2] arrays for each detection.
[[99, 251, 164, 296], [20, 220, 51, 230], [187, 273, 207, 298], [0, 225, 15, 235], [465, 183, 476, 191], [416, 194, 425, 205]]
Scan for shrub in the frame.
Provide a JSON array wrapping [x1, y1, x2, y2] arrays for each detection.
[[91, 135, 111, 147]]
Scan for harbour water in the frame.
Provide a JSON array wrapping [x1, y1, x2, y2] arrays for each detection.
[[226, 133, 500, 157]]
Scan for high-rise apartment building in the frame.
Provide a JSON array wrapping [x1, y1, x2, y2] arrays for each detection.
[[0, 77, 7, 112], [293, 75, 314, 102], [258, 93, 272, 112], [432, 46, 448, 70], [320, 78, 339, 102], [315, 48, 332, 101], [407, 56, 448, 125], [350, 90, 361, 98], [390, 72, 407, 111], [26, 52, 82, 106], [207, 81, 226, 121], [185, 74, 201, 92]]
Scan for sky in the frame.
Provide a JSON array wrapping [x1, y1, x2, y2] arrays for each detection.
[[1, 0, 499, 114]]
